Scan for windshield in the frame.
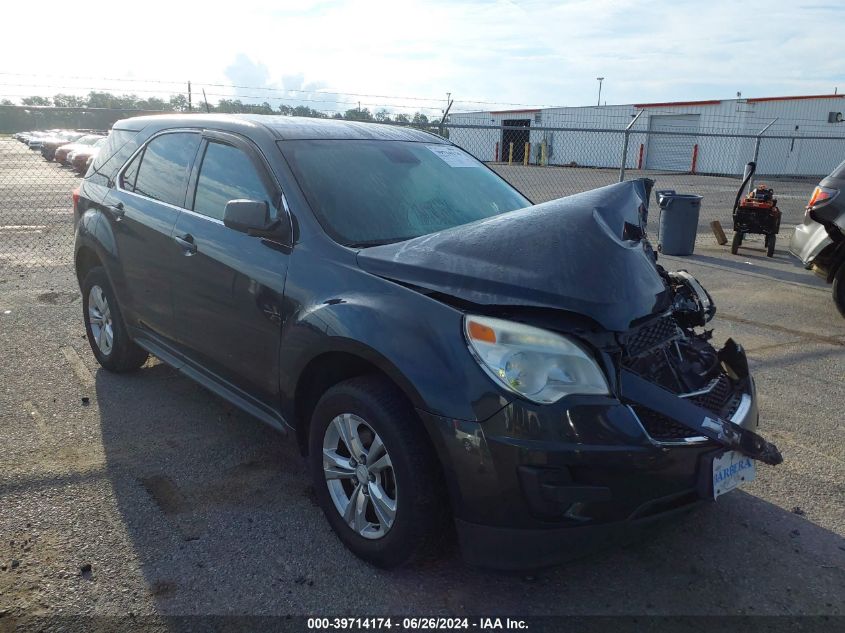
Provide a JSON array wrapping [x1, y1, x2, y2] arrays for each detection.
[[280, 139, 530, 246]]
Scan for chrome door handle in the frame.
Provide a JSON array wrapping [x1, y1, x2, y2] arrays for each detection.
[[105, 202, 124, 221], [173, 233, 197, 255]]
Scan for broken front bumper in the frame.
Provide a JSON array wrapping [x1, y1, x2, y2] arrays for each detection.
[[418, 340, 780, 570]]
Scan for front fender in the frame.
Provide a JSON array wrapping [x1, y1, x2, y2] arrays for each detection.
[[278, 262, 510, 423]]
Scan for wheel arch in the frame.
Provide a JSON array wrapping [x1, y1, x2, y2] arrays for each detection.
[[75, 245, 103, 286], [291, 344, 427, 457]]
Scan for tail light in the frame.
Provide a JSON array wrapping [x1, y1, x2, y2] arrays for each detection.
[[806, 186, 839, 211], [72, 187, 80, 215]]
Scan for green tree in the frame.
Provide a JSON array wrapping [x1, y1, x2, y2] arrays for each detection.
[[344, 107, 374, 122], [247, 101, 274, 114], [21, 96, 51, 106], [85, 91, 141, 109], [52, 93, 87, 108], [168, 94, 189, 111], [215, 99, 243, 113], [0, 99, 14, 106], [411, 112, 429, 128], [393, 113, 410, 124], [291, 105, 327, 118], [137, 96, 168, 111], [374, 109, 391, 123]]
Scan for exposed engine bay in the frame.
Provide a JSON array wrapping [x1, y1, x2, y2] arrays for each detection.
[[620, 267, 750, 442], [623, 268, 721, 396]]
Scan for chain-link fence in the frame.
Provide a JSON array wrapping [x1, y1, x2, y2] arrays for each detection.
[[449, 122, 844, 236], [2, 113, 844, 300]]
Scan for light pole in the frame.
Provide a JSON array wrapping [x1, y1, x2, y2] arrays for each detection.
[[596, 77, 604, 106]]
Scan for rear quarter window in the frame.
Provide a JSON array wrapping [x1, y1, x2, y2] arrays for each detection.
[[86, 129, 140, 185]]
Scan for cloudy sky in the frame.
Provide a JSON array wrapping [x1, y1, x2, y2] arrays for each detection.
[[1, 0, 841, 115]]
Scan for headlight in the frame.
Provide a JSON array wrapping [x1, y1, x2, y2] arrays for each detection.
[[464, 315, 610, 403]]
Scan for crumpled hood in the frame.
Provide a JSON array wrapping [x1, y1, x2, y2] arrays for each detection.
[[356, 179, 672, 332]]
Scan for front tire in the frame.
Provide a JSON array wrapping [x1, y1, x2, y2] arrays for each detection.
[[731, 231, 743, 254], [308, 375, 447, 568], [833, 264, 845, 319], [81, 267, 148, 372]]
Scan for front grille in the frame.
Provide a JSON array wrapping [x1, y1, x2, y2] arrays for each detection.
[[687, 374, 732, 413], [632, 406, 702, 441], [723, 391, 744, 419], [621, 316, 679, 358], [634, 375, 742, 442]]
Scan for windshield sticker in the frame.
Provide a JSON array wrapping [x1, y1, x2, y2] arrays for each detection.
[[426, 144, 480, 167]]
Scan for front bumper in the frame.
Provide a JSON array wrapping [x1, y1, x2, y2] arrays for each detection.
[[455, 489, 705, 570], [418, 356, 765, 569]]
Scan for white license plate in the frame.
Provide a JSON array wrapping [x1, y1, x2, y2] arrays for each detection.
[[712, 450, 756, 499]]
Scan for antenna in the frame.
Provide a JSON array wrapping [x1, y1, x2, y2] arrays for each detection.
[[202, 88, 210, 113]]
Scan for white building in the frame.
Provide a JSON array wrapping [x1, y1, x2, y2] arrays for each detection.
[[448, 94, 845, 177]]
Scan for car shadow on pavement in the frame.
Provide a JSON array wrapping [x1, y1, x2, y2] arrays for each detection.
[[95, 362, 845, 617], [662, 249, 830, 289]]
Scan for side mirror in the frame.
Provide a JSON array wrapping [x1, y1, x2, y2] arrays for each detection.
[[223, 199, 270, 234]]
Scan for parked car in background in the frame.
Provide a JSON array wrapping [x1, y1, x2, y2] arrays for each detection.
[[789, 158, 845, 317], [41, 131, 86, 161], [73, 114, 781, 569], [69, 138, 107, 174], [56, 134, 104, 165], [16, 130, 55, 143], [26, 131, 60, 150]]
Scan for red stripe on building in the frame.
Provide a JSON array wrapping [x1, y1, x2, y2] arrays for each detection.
[[633, 99, 721, 108], [746, 94, 843, 103], [490, 109, 541, 114]]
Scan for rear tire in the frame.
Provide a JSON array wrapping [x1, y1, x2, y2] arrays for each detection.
[[731, 231, 743, 254], [833, 264, 845, 319], [308, 375, 447, 568], [81, 266, 149, 372]]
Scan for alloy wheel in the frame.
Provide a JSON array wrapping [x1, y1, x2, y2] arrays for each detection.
[[322, 413, 397, 539], [87, 285, 114, 356]]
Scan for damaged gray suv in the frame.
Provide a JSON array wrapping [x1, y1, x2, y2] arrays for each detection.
[[73, 114, 782, 569]]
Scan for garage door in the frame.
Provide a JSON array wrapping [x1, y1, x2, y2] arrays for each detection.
[[645, 114, 700, 171]]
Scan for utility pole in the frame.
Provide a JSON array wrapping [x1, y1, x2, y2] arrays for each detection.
[[596, 77, 604, 107], [439, 95, 454, 137], [187, 81, 192, 112]]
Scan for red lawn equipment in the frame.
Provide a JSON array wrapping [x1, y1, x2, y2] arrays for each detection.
[[731, 161, 781, 257]]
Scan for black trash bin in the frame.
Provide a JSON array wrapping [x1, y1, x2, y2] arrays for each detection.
[[654, 190, 702, 256]]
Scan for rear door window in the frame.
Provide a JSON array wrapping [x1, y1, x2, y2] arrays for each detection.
[[192, 141, 271, 221], [120, 150, 142, 192], [129, 132, 201, 207]]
